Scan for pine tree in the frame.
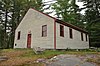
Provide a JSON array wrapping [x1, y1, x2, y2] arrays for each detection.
[[52, 0, 82, 27], [0, 0, 43, 48], [81, 0, 100, 47]]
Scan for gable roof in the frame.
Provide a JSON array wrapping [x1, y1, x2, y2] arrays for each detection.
[[31, 8, 88, 34]]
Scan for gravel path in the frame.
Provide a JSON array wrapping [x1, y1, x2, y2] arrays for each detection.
[[46, 54, 96, 66]]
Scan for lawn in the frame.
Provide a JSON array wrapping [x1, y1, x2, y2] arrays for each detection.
[[0, 49, 100, 66]]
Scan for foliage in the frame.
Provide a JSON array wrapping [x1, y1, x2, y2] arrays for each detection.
[[0, 0, 100, 48], [0, 0, 43, 48], [52, 0, 100, 47], [81, 0, 100, 47], [0, 26, 4, 48], [52, 0, 84, 28]]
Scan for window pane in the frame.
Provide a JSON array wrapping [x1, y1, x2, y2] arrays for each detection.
[[69, 28, 73, 39], [60, 25, 64, 37], [42, 25, 47, 37], [17, 31, 21, 40], [86, 34, 87, 41], [81, 33, 84, 41], [43, 25, 47, 31]]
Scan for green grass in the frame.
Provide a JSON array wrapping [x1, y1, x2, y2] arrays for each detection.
[[0, 48, 100, 66], [86, 58, 100, 65]]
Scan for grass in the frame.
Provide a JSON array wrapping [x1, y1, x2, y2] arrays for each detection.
[[0, 49, 100, 66], [86, 57, 100, 66]]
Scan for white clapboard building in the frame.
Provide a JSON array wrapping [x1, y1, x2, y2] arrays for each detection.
[[14, 8, 89, 49]]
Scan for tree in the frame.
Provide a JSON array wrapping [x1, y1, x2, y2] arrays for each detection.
[[52, 0, 82, 27], [81, 0, 100, 47], [0, 26, 5, 48], [0, 0, 12, 48], [0, 0, 43, 48]]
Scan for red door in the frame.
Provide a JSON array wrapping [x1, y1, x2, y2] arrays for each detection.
[[27, 34, 31, 48]]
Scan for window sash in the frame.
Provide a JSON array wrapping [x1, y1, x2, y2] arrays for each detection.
[[42, 25, 47, 37], [17, 31, 20, 40], [60, 25, 64, 37], [81, 33, 84, 41], [85, 34, 87, 41], [69, 28, 73, 39]]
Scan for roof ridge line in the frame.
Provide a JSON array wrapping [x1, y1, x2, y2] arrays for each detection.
[[30, 8, 88, 34]]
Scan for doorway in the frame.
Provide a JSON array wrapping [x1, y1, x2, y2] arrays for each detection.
[[27, 34, 31, 48]]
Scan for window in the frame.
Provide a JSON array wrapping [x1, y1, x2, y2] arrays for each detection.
[[17, 31, 21, 40], [15, 44, 17, 46], [85, 34, 87, 41], [60, 25, 64, 37], [81, 33, 84, 41], [78, 0, 82, 2], [69, 28, 73, 39], [42, 25, 47, 37]]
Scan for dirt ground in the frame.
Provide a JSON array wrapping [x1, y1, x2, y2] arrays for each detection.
[[0, 49, 100, 66], [45, 54, 100, 66]]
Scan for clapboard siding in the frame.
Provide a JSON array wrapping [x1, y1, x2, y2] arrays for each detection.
[[14, 8, 54, 49], [56, 22, 89, 49], [14, 8, 89, 49]]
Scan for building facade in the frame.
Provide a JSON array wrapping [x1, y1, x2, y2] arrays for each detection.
[[14, 8, 89, 49]]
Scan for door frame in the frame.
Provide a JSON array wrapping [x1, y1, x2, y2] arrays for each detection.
[[27, 33, 31, 48]]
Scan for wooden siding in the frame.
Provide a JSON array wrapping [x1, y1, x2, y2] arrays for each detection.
[[56, 22, 89, 49], [14, 8, 89, 49], [14, 8, 54, 49]]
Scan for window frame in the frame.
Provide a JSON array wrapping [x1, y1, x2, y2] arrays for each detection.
[[69, 28, 73, 39], [85, 34, 87, 41], [60, 25, 64, 37], [17, 31, 21, 40], [42, 25, 47, 37], [81, 32, 84, 41]]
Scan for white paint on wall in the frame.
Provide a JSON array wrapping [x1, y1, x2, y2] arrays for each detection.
[[56, 22, 89, 49], [14, 8, 89, 49], [14, 8, 54, 49]]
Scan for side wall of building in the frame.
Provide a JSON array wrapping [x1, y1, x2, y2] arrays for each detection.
[[56, 22, 89, 49], [14, 8, 54, 49]]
